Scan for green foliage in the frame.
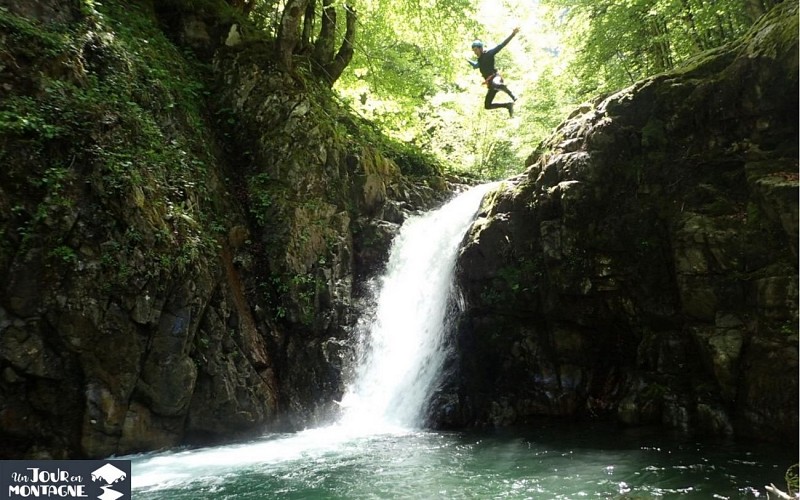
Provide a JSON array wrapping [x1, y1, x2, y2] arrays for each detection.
[[0, 97, 64, 139], [229, 0, 568, 181], [480, 255, 543, 307], [344, 1, 475, 104], [471, 137, 517, 180], [641, 382, 668, 400], [780, 321, 798, 336], [0, 6, 68, 57], [0, 0, 232, 297], [349, 0, 478, 90], [290, 272, 318, 325], [260, 271, 319, 325], [247, 173, 276, 226], [541, 0, 765, 99], [48, 245, 78, 265], [517, 66, 576, 148], [332, 0, 575, 180], [336, 110, 444, 178], [381, 137, 443, 178]]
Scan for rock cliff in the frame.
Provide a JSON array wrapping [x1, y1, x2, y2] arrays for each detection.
[[0, 0, 448, 458], [444, 2, 798, 443]]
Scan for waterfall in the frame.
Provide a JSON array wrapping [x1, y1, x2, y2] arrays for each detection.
[[339, 183, 496, 431], [129, 181, 779, 499], [129, 183, 496, 491]]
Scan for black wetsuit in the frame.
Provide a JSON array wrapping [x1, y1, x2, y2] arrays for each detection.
[[469, 32, 517, 113]]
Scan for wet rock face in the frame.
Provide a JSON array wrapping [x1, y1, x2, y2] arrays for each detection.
[[443, 3, 798, 442], [0, 2, 449, 458], [211, 46, 451, 431]]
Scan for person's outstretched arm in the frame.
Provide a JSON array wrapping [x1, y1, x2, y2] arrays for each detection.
[[488, 27, 520, 55]]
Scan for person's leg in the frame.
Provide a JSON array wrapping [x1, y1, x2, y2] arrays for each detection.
[[485, 87, 514, 116], [496, 84, 516, 101], [483, 85, 514, 116], [484, 88, 500, 109]]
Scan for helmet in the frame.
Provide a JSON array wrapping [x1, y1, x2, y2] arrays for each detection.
[[471, 40, 484, 49]]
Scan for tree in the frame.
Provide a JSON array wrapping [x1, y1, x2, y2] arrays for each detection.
[[274, 0, 356, 86], [227, 0, 475, 89], [333, 0, 562, 179], [541, 0, 772, 99]]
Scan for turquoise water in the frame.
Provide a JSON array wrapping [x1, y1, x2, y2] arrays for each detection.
[[130, 420, 795, 499]]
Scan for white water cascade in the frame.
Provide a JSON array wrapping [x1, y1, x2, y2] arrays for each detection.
[[339, 182, 496, 431], [130, 183, 496, 492]]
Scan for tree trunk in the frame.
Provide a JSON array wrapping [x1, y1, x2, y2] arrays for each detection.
[[276, 0, 355, 85], [313, 0, 337, 64], [614, 49, 637, 84], [319, 4, 356, 87], [649, 16, 673, 72], [277, 0, 310, 70], [714, 12, 726, 45], [300, 0, 317, 54], [679, 0, 706, 50]]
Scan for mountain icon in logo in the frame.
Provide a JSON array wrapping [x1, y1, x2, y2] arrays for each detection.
[[91, 463, 128, 500], [91, 463, 127, 484]]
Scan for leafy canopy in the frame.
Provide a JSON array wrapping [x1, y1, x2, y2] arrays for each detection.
[[235, 0, 777, 179]]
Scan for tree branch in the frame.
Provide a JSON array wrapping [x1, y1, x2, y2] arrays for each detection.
[[300, 0, 317, 54], [313, 0, 336, 64], [319, 4, 356, 86]]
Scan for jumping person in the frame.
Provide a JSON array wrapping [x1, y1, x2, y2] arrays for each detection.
[[468, 27, 520, 117]]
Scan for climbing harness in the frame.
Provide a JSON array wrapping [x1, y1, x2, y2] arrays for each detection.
[[483, 73, 504, 87]]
